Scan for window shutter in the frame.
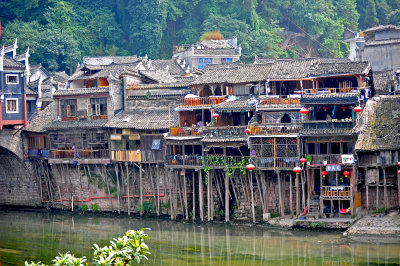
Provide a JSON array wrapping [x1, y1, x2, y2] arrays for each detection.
[[87, 104, 92, 116], [96, 104, 101, 116]]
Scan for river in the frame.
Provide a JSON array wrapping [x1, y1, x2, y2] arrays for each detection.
[[0, 210, 399, 265]]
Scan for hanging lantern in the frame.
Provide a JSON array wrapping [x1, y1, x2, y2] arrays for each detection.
[[354, 106, 362, 113], [245, 128, 251, 134], [300, 107, 309, 115], [246, 164, 255, 171], [212, 113, 219, 119], [397, 161, 400, 167], [322, 106, 328, 111], [293, 166, 302, 173], [341, 106, 347, 111], [300, 158, 307, 165], [321, 171, 328, 177], [343, 171, 350, 177], [398, 170, 400, 175]]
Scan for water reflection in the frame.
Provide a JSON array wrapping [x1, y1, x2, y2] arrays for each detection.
[[0, 210, 399, 265]]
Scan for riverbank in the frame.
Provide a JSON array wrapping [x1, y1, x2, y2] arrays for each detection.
[[345, 211, 400, 236]]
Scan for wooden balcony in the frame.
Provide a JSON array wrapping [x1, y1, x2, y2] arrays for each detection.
[[251, 124, 301, 136], [322, 186, 351, 198], [253, 157, 297, 170], [303, 87, 359, 95], [165, 155, 203, 167], [204, 155, 249, 168], [49, 149, 110, 164], [180, 96, 225, 107], [61, 116, 78, 121], [170, 127, 203, 137], [111, 150, 141, 162], [204, 126, 247, 137], [91, 115, 108, 120]]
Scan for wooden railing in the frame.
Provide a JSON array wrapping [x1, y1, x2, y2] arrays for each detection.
[[61, 116, 78, 121], [253, 157, 297, 169], [259, 98, 301, 105], [205, 126, 247, 137], [204, 155, 249, 168], [307, 154, 342, 165], [322, 186, 351, 198], [165, 155, 203, 167], [91, 115, 108, 120], [170, 127, 203, 137], [111, 150, 141, 162], [180, 96, 225, 107], [50, 149, 109, 159], [303, 87, 359, 94], [301, 120, 354, 134], [252, 124, 301, 135]]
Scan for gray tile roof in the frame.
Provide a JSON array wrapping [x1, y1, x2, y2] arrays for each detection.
[[69, 62, 142, 81], [3, 55, 25, 69], [25, 102, 57, 132], [82, 56, 139, 66], [105, 109, 178, 130], [214, 96, 257, 111], [301, 93, 359, 105], [128, 87, 190, 97], [363, 39, 400, 47], [363, 25, 400, 34], [45, 119, 108, 130], [150, 59, 187, 75], [53, 71, 70, 82], [310, 61, 370, 76], [355, 95, 400, 151], [139, 70, 178, 84], [53, 87, 109, 97], [201, 135, 247, 143]]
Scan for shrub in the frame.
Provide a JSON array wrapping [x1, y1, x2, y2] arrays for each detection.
[[200, 31, 224, 41]]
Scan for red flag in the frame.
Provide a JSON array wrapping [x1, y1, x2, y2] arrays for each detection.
[[0, 19, 2, 40]]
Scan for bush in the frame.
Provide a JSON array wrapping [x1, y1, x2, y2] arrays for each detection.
[[25, 229, 150, 266], [200, 31, 224, 41], [92, 203, 98, 212]]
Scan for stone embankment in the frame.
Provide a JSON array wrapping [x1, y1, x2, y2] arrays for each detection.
[[345, 212, 400, 235]]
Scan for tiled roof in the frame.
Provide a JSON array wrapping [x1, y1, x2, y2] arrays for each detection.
[[214, 96, 257, 111], [53, 71, 70, 82], [53, 87, 109, 97], [105, 109, 178, 130], [81, 56, 139, 66], [364, 39, 400, 47], [3, 55, 25, 69], [150, 59, 187, 75], [201, 135, 247, 143], [373, 70, 395, 93], [69, 62, 142, 81], [45, 119, 108, 130], [301, 93, 359, 104], [139, 70, 178, 84], [363, 25, 400, 34], [355, 95, 400, 151], [25, 102, 57, 132], [128, 88, 190, 97], [310, 61, 370, 76], [193, 48, 240, 56]]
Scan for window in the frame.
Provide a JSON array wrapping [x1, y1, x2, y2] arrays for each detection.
[[197, 58, 212, 69], [5, 99, 18, 113], [221, 58, 232, 63], [6, 74, 18, 84], [90, 98, 107, 116], [61, 99, 77, 118]]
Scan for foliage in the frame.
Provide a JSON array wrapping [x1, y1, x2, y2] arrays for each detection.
[[200, 30, 224, 41], [136, 201, 154, 214], [78, 204, 88, 213], [372, 207, 386, 214], [202, 155, 249, 177], [92, 203, 98, 212], [1, 0, 396, 72], [25, 229, 150, 266]]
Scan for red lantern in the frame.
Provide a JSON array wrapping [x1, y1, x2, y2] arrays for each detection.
[[398, 170, 400, 175], [300, 107, 309, 115], [341, 106, 347, 111], [293, 166, 302, 173], [354, 106, 362, 113], [343, 171, 350, 177], [300, 158, 307, 164], [212, 113, 219, 119], [322, 106, 328, 111], [246, 164, 255, 171], [397, 162, 400, 167], [321, 171, 328, 177], [245, 128, 251, 134]]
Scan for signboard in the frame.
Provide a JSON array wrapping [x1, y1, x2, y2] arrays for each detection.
[[341, 154, 354, 164], [110, 134, 121, 140], [326, 164, 341, 171]]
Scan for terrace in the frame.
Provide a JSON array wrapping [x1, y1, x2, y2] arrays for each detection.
[[48, 149, 110, 164]]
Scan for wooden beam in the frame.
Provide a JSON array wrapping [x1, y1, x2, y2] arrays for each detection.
[[277, 171, 284, 217], [199, 170, 204, 221], [250, 171, 255, 223], [225, 169, 229, 223], [296, 172, 300, 216], [193, 170, 196, 220], [139, 163, 143, 217]]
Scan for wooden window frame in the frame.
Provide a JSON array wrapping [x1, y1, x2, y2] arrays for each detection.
[[5, 98, 18, 113]]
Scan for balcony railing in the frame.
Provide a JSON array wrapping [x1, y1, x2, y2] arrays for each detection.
[[180, 96, 225, 107], [303, 87, 360, 94], [252, 124, 301, 135], [301, 120, 354, 135], [91, 115, 108, 120], [253, 157, 297, 169], [204, 126, 247, 137], [50, 149, 109, 160], [306, 154, 354, 165], [258, 97, 301, 106], [322, 186, 351, 198], [111, 150, 141, 162], [204, 155, 249, 168], [61, 116, 78, 121], [170, 127, 203, 137], [166, 155, 203, 167]]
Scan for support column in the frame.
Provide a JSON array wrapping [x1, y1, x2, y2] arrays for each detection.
[[126, 163, 130, 216], [207, 170, 211, 221], [296, 172, 300, 216], [193, 170, 196, 220], [383, 167, 388, 211], [139, 163, 143, 217], [183, 169, 188, 220], [225, 169, 230, 223], [289, 173, 293, 216], [199, 170, 204, 221], [277, 171, 284, 217], [250, 170, 255, 223]]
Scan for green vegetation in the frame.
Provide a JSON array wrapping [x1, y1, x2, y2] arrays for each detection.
[[1, 0, 398, 72], [136, 201, 154, 214], [25, 229, 150, 265], [92, 203, 98, 212], [78, 204, 88, 213], [372, 207, 386, 214]]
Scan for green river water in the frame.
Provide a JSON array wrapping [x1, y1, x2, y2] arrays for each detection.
[[0, 210, 399, 265]]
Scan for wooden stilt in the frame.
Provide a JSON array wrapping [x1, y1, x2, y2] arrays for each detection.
[[139, 163, 143, 217], [199, 170, 204, 221], [183, 170, 188, 220], [126, 163, 130, 216], [211, 170, 214, 221], [256, 172, 266, 214], [383, 167, 388, 210], [225, 169, 229, 223], [289, 173, 293, 216], [207, 170, 211, 222], [301, 171, 305, 210], [149, 165, 157, 214], [250, 171, 255, 223], [193, 170, 196, 220], [366, 185, 369, 210], [114, 164, 121, 214], [398, 168, 400, 208], [277, 171, 284, 217], [157, 165, 160, 216], [296, 172, 300, 216]]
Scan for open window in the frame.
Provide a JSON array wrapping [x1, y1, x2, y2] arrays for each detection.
[[6, 74, 18, 84], [5, 98, 18, 113]]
